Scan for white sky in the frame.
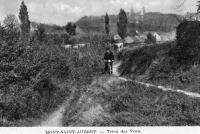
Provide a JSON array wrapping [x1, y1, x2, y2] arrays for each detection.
[[0, 0, 198, 25]]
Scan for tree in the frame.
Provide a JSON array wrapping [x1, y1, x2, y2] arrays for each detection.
[[175, 20, 200, 64], [145, 32, 156, 44], [197, 1, 200, 13], [35, 24, 46, 42], [0, 22, 4, 42], [117, 9, 128, 40], [65, 22, 76, 36], [3, 15, 20, 44], [105, 13, 110, 35], [3, 14, 19, 31], [19, 1, 30, 38]]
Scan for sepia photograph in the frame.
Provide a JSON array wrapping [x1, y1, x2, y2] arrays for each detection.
[[1, 0, 200, 132]]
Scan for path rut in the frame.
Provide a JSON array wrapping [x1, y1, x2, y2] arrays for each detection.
[[113, 62, 200, 98]]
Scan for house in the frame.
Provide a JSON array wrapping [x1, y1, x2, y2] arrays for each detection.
[[63, 45, 72, 49], [113, 34, 122, 42], [124, 36, 134, 44], [114, 42, 124, 52], [73, 45, 79, 49], [132, 36, 143, 43], [77, 43, 86, 48], [152, 32, 162, 42]]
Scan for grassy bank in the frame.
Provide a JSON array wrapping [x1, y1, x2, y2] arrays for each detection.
[[62, 76, 200, 126], [118, 41, 200, 94], [118, 42, 174, 77]]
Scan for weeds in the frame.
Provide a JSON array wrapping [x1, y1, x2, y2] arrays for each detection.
[[106, 82, 200, 126]]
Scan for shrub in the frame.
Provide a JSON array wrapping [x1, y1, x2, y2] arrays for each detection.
[[0, 30, 106, 126], [119, 44, 173, 76], [145, 32, 156, 44], [175, 20, 200, 64]]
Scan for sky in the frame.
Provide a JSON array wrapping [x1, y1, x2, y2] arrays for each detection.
[[0, 0, 198, 25]]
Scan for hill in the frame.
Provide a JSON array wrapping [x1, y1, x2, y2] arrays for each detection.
[[76, 15, 118, 35], [76, 12, 183, 35], [140, 12, 182, 32]]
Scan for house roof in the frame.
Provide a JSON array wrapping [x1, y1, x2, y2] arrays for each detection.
[[124, 36, 134, 44], [132, 36, 143, 43], [113, 34, 122, 41]]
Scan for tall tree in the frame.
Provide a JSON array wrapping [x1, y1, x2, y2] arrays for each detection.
[[19, 1, 30, 38], [65, 22, 76, 36], [117, 9, 128, 40], [105, 13, 110, 35]]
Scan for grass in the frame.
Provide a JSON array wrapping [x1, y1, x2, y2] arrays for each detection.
[[62, 76, 200, 126], [118, 41, 200, 94], [108, 81, 200, 126], [118, 42, 175, 76]]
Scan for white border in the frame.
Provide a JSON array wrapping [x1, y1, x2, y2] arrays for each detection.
[[0, 127, 200, 134]]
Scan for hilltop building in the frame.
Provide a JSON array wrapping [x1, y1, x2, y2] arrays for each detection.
[[129, 7, 146, 23]]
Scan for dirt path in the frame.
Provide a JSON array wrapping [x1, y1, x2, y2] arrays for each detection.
[[38, 61, 200, 127], [113, 62, 200, 98], [38, 89, 77, 127], [39, 103, 66, 126]]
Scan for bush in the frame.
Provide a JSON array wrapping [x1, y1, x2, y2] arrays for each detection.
[[145, 32, 156, 44], [0, 13, 109, 126], [119, 43, 173, 76], [175, 20, 200, 64], [0, 28, 107, 126]]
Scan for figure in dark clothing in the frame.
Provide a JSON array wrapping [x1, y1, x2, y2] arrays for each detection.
[[104, 47, 114, 74]]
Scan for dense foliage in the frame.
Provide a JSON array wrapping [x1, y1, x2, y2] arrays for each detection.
[[33, 24, 46, 42], [117, 9, 128, 39], [118, 43, 174, 76], [0, 14, 108, 126], [65, 22, 76, 36], [174, 20, 200, 64]]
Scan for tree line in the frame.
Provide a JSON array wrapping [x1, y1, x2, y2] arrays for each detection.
[[0, 1, 77, 44], [105, 9, 128, 40]]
